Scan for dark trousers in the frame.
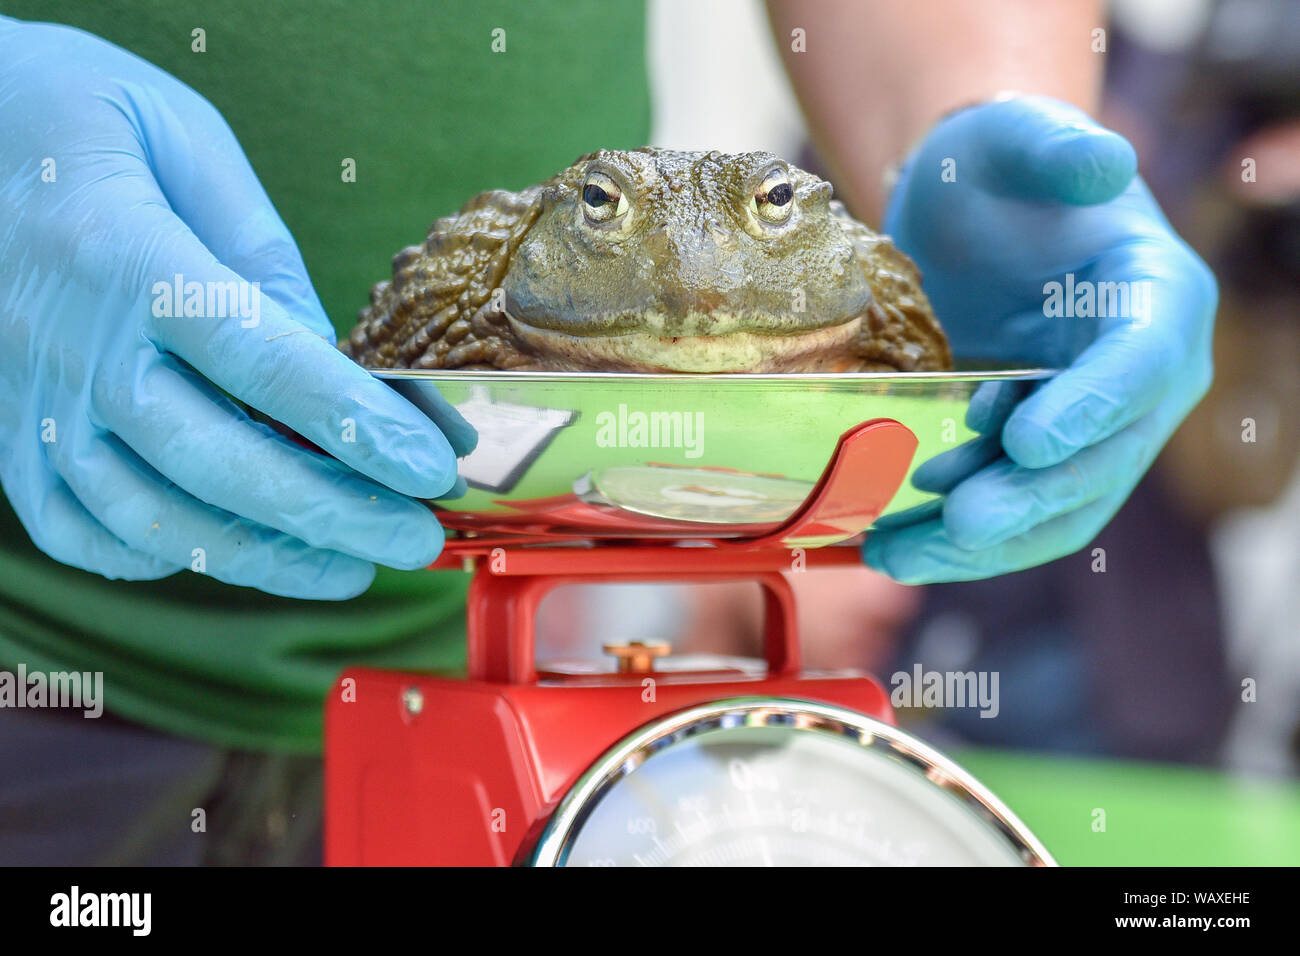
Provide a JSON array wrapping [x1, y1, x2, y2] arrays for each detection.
[[0, 705, 322, 866]]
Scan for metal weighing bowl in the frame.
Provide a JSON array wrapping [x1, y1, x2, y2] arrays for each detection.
[[380, 367, 1054, 541]]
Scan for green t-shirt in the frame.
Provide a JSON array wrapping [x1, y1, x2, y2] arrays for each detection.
[[0, 0, 651, 752]]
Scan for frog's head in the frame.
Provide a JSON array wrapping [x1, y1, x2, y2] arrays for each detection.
[[502, 148, 874, 372]]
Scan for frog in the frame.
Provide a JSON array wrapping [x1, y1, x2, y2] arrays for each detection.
[[342, 148, 952, 373]]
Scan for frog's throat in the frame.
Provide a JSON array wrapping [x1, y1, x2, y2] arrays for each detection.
[[504, 313, 866, 373]]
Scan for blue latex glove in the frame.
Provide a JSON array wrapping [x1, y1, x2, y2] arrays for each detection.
[[864, 96, 1217, 583], [0, 19, 470, 600]]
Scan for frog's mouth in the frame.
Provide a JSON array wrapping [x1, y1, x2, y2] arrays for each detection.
[[503, 312, 867, 373]]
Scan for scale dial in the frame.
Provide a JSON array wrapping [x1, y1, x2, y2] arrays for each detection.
[[528, 698, 1053, 867]]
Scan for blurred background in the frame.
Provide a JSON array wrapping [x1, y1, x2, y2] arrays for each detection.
[[537, 0, 1300, 781]]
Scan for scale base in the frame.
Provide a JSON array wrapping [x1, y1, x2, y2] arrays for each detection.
[[325, 668, 892, 866]]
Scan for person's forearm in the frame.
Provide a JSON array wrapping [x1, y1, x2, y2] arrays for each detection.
[[767, 0, 1104, 223]]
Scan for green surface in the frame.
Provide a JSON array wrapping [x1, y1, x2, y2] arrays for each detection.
[[955, 749, 1300, 866]]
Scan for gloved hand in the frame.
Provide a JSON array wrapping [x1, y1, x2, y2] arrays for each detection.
[[864, 95, 1217, 583], [0, 19, 470, 600]]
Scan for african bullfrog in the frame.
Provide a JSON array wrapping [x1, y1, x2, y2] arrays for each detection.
[[343, 148, 952, 373]]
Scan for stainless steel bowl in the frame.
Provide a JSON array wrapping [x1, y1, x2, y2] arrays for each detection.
[[380, 368, 1054, 541]]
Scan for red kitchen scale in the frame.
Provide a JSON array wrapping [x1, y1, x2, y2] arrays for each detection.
[[325, 397, 1056, 867]]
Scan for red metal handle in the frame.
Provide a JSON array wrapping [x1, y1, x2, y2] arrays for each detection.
[[465, 553, 802, 684]]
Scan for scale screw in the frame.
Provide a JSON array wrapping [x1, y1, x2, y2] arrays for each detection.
[[602, 641, 671, 674], [402, 685, 425, 716]]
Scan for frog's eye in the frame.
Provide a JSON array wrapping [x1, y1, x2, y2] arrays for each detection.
[[581, 173, 629, 224], [752, 170, 795, 223]]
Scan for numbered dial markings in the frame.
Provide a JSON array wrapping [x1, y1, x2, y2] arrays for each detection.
[[530, 700, 1053, 867]]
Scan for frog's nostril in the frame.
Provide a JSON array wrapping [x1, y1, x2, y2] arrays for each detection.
[[643, 223, 672, 262]]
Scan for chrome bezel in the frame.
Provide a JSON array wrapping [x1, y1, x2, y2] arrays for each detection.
[[528, 696, 1056, 867]]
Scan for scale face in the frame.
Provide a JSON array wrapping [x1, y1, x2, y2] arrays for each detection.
[[529, 698, 1051, 867]]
